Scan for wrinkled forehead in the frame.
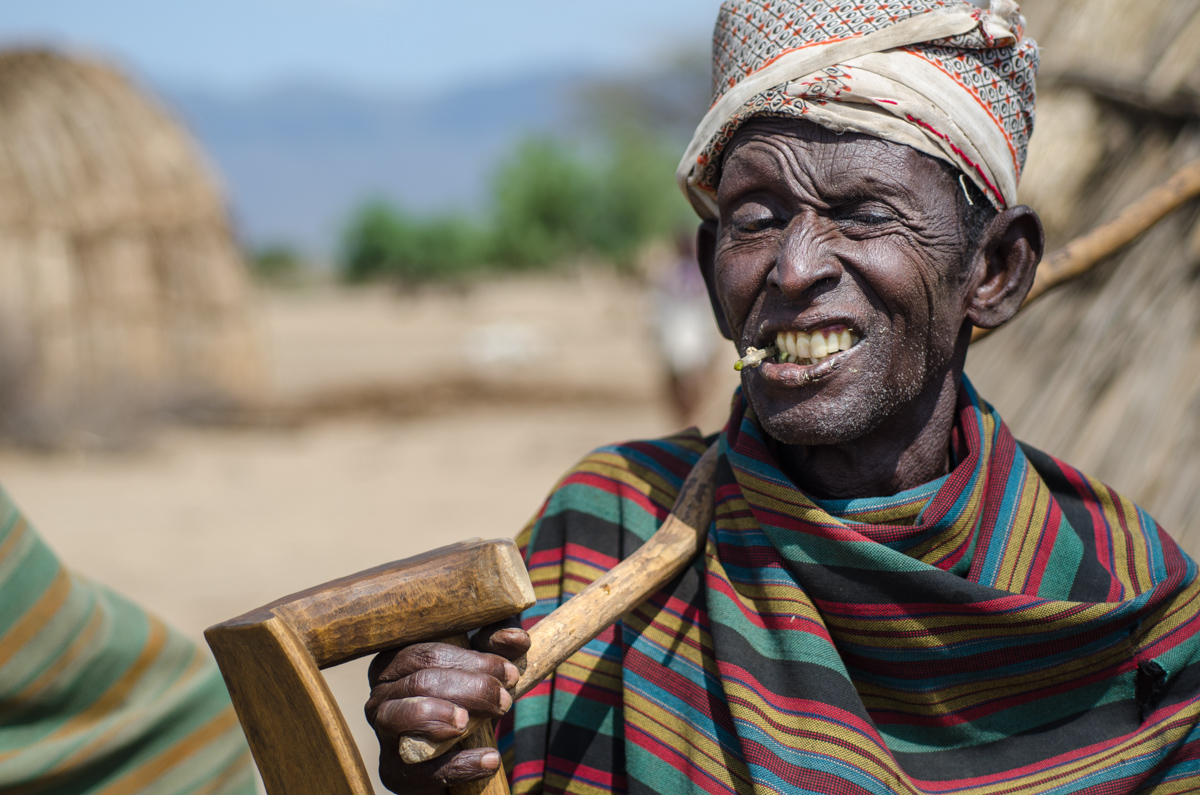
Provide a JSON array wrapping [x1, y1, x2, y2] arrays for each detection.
[[718, 118, 953, 205]]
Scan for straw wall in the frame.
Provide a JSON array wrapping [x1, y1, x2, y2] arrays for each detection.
[[966, 0, 1200, 551], [0, 50, 263, 440]]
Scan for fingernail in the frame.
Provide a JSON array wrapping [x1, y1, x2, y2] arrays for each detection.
[[481, 751, 501, 771], [453, 707, 468, 730], [503, 662, 519, 687], [499, 689, 512, 713]]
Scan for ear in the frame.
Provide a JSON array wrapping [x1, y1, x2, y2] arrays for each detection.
[[966, 205, 1045, 330], [697, 220, 734, 340]]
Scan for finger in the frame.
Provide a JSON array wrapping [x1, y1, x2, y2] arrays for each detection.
[[374, 642, 518, 686], [473, 619, 531, 665], [367, 647, 401, 688], [379, 746, 502, 793], [370, 696, 468, 742], [370, 668, 513, 718]]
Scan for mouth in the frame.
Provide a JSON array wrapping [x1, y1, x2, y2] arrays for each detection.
[[733, 324, 864, 373], [770, 325, 861, 365]]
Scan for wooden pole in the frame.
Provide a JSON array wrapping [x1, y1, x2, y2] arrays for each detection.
[[972, 159, 1200, 343]]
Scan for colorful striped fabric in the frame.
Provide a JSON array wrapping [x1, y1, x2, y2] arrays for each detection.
[[499, 379, 1200, 794], [0, 486, 256, 795]]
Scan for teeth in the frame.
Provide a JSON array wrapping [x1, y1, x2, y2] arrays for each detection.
[[795, 334, 811, 359], [772, 328, 860, 367]]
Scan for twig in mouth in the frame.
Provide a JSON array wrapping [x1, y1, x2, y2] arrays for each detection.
[[734, 346, 778, 371]]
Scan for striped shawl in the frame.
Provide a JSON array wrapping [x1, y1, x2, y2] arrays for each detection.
[[499, 380, 1200, 794], [0, 488, 255, 795]]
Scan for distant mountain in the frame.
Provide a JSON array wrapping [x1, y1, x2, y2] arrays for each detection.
[[156, 73, 589, 256]]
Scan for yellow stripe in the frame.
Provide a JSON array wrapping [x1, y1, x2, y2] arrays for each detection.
[[0, 515, 30, 567], [822, 599, 1123, 644], [4, 606, 107, 707], [855, 635, 1132, 715], [996, 468, 1052, 592], [185, 750, 255, 795], [27, 619, 171, 768], [624, 688, 754, 792], [0, 567, 73, 670], [91, 707, 242, 795], [717, 677, 916, 793], [963, 706, 1200, 794]]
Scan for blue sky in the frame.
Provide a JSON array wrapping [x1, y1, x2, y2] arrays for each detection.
[[0, 0, 724, 94]]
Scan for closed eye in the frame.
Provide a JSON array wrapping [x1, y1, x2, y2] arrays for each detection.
[[729, 199, 787, 235], [833, 202, 900, 233], [844, 212, 891, 225], [735, 216, 786, 233]]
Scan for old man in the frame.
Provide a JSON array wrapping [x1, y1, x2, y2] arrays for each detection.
[[366, 1, 1200, 792]]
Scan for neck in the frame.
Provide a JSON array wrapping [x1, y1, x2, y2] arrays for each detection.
[[767, 369, 964, 500]]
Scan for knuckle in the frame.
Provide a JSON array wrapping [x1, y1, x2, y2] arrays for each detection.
[[405, 667, 443, 695], [405, 643, 444, 670]]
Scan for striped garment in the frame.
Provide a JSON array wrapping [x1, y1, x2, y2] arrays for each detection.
[[499, 379, 1200, 794], [0, 487, 256, 795]]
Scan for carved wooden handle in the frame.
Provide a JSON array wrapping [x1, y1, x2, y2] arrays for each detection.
[[206, 538, 536, 795], [400, 444, 720, 765]]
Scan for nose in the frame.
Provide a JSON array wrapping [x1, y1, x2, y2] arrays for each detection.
[[769, 209, 843, 298]]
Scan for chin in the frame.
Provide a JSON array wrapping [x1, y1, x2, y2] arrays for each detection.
[[747, 388, 888, 448]]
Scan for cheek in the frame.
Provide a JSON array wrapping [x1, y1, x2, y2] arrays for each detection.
[[864, 254, 966, 376], [859, 239, 954, 323], [714, 243, 776, 330]]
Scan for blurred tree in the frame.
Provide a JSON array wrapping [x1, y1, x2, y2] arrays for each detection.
[[338, 49, 708, 283], [589, 131, 693, 267], [342, 202, 490, 283], [490, 138, 599, 269]]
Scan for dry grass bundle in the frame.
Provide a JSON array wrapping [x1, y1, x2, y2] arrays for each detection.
[[0, 50, 263, 444], [966, 0, 1200, 551]]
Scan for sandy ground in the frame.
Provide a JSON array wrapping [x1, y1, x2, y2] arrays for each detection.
[[1, 407, 672, 793], [0, 270, 737, 793]]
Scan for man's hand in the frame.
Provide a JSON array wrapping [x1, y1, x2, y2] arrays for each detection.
[[365, 620, 530, 794]]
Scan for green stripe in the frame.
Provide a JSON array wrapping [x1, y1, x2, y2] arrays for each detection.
[[543, 481, 666, 544], [0, 489, 253, 793], [0, 577, 99, 700], [0, 533, 61, 638], [878, 672, 1134, 753], [1037, 517, 1084, 600]]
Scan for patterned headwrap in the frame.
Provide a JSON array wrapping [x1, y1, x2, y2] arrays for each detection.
[[678, 0, 1039, 218]]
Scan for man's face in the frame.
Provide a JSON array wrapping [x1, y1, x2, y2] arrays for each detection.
[[706, 117, 976, 447]]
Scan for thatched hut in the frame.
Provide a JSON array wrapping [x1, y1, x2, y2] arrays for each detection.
[[966, 0, 1200, 552], [0, 50, 263, 442]]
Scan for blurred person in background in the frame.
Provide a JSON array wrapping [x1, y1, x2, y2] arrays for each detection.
[[365, 1, 1200, 793], [648, 229, 725, 427], [0, 488, 255, 794]]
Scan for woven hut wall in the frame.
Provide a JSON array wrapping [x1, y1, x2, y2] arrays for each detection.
[[0, 50, 263, 438], [965, 0, 1200, 552]]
